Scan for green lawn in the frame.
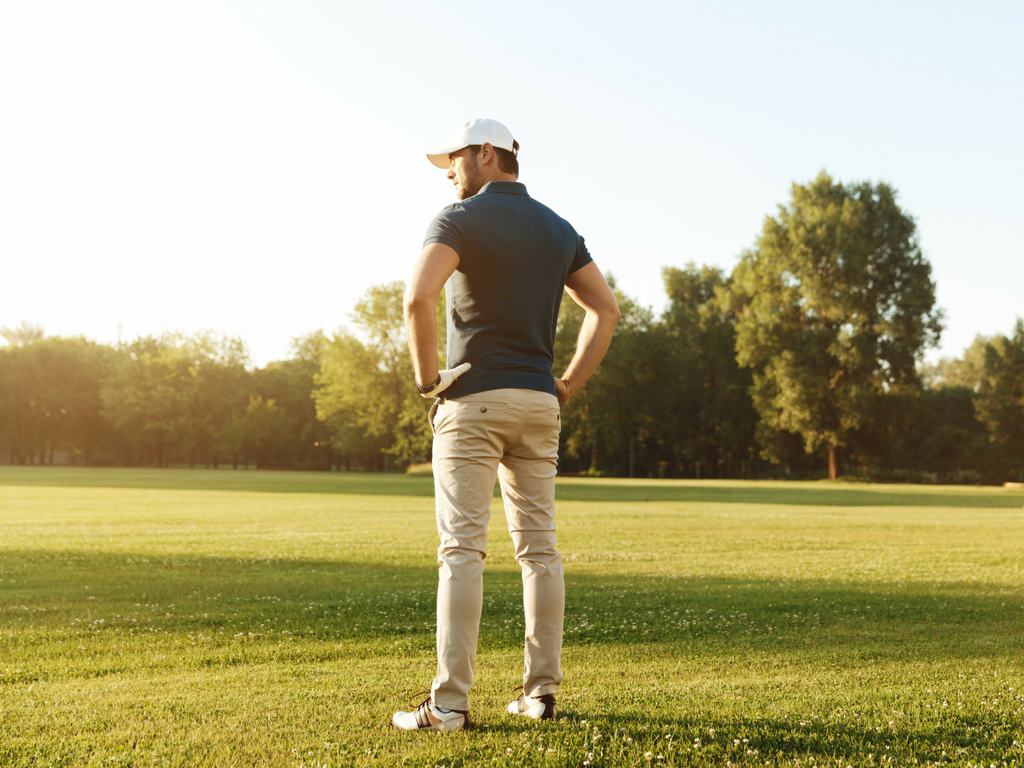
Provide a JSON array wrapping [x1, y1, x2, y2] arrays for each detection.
[[1, 467, 1022, 767]]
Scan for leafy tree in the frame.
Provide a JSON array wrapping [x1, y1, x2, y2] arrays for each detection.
[[0, 336, 114, 464], [253, 331, 334, 469], [101, 333, 250, 467], [663, 264, 758, 477], [102, 336, 192, 466], [314, 283, 430, 470], [888, 385, 985, 481], [921, 335, 988, 391], [880, 336, 992, 482], [180, 333, 251, 468], [0, 344, 48, 464], [555, 276, 658, 475], [975, 319, 1024, 481], [1, 322, 45, 347], [725, 172, 943, 478], [233, 395, 290, 469], [555, 267, 758, 479]]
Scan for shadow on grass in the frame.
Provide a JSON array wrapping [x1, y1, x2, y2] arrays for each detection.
[[2, 549, 1022, 672], [481, 711, 1020, 766], [2, 466, 1022, 508]]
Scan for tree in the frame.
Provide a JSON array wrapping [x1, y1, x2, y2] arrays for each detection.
[[554, 279, 641, 475], [233, 396, 290, 469], [101, 336, 192, 467], [253, 331, 334, 469], [180, 332, 251, 468], [663, 264, 758, 478], [0, 335, 114, 465], [921, 335, 988, 391], [314, 282, 431, 470], [725, 172, 943, 478], [101, 333, 251, 467], [975, 319, 1024, 482], [1, 322, 45, 347], [887, 385, 985, 481], [553, 267, 758, 479]]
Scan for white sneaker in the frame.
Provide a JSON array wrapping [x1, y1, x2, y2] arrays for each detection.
[[507, 689, 557, 720], [392, 692, 471, 732]]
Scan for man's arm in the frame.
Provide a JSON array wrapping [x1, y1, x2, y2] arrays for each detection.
[[557, 261, 621, 403], [404, 243, 460, 386]]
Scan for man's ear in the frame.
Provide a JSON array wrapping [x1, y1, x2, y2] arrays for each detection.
[[479, 142, 494, 165]]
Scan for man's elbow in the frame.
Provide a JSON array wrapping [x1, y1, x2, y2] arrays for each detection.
[[604, 300, 622, 326], [403, 290, 432, 319]]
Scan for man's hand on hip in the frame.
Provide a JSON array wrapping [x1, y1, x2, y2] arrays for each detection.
[[554, 377, 570, 403], [420, 362, 472, 399]]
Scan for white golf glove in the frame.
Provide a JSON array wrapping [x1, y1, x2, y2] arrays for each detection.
[[419, 362, 471, 398]]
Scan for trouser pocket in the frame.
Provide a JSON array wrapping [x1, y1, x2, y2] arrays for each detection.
[[428, 400, 440, 435]]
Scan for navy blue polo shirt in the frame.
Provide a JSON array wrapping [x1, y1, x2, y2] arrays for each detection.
[[423, 181, 593, 399]]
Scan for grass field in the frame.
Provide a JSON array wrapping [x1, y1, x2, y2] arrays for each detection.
[[1, 467, 1022, 767]]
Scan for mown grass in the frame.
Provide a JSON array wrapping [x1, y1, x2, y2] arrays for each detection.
[[1, 467, 1022, 767]]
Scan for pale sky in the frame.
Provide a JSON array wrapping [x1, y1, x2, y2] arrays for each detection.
[[2, 1, 1021, 366]]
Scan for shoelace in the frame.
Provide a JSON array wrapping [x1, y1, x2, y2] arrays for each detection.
[[408, 690, 432, 709], [510, 685, 534, 711]]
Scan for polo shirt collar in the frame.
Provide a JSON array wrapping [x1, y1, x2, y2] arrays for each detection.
[[478, 181, 529, 196]]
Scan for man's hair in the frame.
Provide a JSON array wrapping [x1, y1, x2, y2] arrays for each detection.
[[467, 140, 519, 176]]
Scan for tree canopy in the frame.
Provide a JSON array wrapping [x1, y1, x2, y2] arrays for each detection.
[[313, 282, 432, 470], [975, 320, 1024, 481], [724, 172, 943, 478]]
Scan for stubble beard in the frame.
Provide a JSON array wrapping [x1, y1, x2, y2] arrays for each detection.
[[456, 157, 485, 200]]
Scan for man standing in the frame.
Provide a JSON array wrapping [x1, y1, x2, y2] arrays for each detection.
[[392, 119, 620, 732]]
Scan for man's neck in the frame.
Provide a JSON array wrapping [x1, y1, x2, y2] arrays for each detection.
[[482, 171, 519, 186]]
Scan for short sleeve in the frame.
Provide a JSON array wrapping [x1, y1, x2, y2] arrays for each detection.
[[423, 206, 464, 257], [567, 232, 593, 275]]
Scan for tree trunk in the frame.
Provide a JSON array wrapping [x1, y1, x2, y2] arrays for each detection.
[[828, 445, 840, 480]]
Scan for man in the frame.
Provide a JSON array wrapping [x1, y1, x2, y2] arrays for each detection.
[[392, 118, 620, 732]]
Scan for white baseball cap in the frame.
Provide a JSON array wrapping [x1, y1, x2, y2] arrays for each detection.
[[426, 118, 517, 169]]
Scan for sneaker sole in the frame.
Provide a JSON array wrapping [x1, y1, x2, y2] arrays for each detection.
[[391, 715, 472, 732]]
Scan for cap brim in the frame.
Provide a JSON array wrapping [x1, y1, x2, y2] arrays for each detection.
[[426, 143, 465, 169]]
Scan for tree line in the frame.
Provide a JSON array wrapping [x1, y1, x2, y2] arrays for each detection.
[[2, 173, 1022, 482]]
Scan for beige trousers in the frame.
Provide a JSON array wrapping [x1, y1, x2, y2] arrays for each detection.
[[428, 388, 564, 712]]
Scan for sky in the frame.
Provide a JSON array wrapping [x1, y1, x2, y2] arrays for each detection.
[[2, 0, 1021, 366]]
